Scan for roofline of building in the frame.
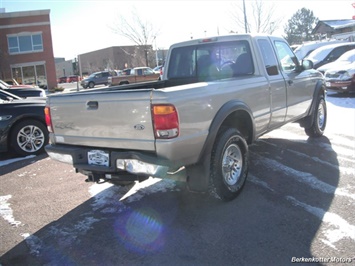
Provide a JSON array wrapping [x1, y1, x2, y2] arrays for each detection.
[[320, 19, 355, 22], [0, 9, 50, 18], [312, 19, 355, 34]]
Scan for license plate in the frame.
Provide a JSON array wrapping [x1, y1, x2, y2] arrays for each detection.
[[325, 82, 331, 87], [88, 150, 109, 166]]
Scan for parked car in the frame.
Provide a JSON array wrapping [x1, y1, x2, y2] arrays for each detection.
[[324, 59, 355, 94], [0, 79, 35, 88], [305, 42, 355, 69], [67, 75, 80, 83], [153, 65, 163, 74], [80, 71, 116, 89], [108, 67, 161, 86], [0, 80, 46, 98], [57, 76, 67, 83], [3, 78, 26, 86], [0, 89, 49, 156], [122, 68, 131, 75], [317, 49, 355, 74], [114, 70, 123, 76], [294, 40, 347, 60]]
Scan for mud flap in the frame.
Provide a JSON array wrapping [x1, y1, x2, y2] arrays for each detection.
[[186, 163, 210, 193]]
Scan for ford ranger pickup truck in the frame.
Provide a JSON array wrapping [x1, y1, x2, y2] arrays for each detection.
[[45, 34, 326, 201], [108, 67, 160, 86]]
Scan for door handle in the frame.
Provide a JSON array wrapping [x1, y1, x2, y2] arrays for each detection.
[[287, 80, 294, 85], [87, 101, 98, 110]]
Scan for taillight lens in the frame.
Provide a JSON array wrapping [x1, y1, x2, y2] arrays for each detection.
[[44, 106, 53, 133], [152, 104, 179, 139]]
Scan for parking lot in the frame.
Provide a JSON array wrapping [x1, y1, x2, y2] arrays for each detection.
[[0, 92, 354, 265]]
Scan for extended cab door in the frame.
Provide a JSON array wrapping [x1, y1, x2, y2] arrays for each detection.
[[256, 37, 287, 127], [273, 40, 312, 121]]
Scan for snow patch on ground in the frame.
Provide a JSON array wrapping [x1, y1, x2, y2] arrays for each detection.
[[0, 195, 21, 227], [0, 155, 35, 167], [286, 196, 355, 250], [253, 154, 355, 201]]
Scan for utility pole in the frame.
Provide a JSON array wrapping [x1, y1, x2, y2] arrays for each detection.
[[243, 0, 248, 33]]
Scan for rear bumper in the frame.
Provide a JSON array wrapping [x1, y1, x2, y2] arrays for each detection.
[[45, 144, 171, 179]]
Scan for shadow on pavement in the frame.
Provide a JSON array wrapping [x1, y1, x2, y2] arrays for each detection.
[[0, 153, 48, 176], [0, 135, 340, 265]]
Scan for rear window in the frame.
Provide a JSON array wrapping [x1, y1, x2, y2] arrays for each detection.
[[167, 40, 254, 82]]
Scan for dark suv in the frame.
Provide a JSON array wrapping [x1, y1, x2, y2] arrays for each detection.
[[80, 71, 115, 89]]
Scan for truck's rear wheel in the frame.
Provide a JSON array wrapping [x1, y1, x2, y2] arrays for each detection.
[[210, 128, 248, 201], [305, 96, 327, 137]]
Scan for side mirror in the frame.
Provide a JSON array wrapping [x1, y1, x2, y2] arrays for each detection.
[[301, 59, 314, 70]]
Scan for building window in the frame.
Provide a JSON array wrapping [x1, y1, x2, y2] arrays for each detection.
[[7, 33, 43, 54], [11, 62, 48, 89]]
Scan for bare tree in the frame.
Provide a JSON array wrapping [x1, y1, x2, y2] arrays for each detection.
[[110, 9, 159, 66], [230, 0, 283, 34]]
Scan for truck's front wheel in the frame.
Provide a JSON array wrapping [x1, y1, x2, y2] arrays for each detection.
[[210, 128, 248, 201]]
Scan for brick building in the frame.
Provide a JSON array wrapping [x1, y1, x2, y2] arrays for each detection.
[[0, 9, 56, 89]]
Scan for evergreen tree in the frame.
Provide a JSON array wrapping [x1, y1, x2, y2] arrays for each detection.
[[284, 8, 319, 45]]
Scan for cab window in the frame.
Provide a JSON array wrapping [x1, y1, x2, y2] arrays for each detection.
[[167, 40, 254, 82], [274, 41, 299, 72]]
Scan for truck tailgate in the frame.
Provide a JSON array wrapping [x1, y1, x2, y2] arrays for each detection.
[[47, 89, 155, 151]]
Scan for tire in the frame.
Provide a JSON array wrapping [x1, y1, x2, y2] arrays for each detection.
[[305, 96, 327, 137], [88, 82, 95, 88], [10, 119, 49, 156], [210, 128, 249, 201]]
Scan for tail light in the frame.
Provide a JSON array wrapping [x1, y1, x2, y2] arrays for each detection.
[[152, 104, 179, 139], [44, 106, 53, 133]]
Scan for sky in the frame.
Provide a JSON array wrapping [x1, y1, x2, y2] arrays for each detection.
[[1, 0, 355, 60]]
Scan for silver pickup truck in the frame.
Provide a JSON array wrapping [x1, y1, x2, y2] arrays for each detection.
[[45, 34, 326, 201]]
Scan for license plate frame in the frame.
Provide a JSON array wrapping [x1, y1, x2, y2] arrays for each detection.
[[88, 150, 109, 166]]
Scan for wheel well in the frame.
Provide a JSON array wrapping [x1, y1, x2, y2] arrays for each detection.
[[218, 110, 254, 144], [299, 81, 326, 128], [186, 108, 254, 192]]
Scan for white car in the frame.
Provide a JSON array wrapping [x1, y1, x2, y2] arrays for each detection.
[[317, 49, 355, 74], [305, 42, 355, 69]]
